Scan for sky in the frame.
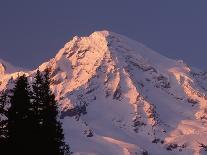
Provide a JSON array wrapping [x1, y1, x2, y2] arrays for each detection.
[[0, 0, 207, 69]]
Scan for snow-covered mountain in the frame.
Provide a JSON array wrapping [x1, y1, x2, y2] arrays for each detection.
[[1, 30, 207, 155]]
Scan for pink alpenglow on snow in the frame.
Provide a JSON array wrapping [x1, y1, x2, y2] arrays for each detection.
[[1, 31, 207, 155]]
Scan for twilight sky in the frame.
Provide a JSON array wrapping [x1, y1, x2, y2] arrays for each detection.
[[0, 0, 207, 69]]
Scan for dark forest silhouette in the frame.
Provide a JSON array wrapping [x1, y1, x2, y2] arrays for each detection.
[[0, 69, 71, 155]]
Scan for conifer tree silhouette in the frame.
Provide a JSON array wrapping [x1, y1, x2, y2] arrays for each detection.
[[0, 90, 8, 151], [7, 74, 33, 155], [32, 69, 71, 155]]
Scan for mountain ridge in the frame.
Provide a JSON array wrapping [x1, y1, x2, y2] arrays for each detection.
[[1, 30, 207, 155]]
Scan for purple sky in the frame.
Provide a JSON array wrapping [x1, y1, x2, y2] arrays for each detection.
[[0, 0, 207, 69]]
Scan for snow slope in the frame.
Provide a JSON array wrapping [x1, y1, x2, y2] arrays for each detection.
[[2, 30, 207, 155]]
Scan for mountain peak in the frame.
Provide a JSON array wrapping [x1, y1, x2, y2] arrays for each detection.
[[2, 31, 205, 154], [90, 30, 111, 37], [0, 58, 26, 74], [53, 30, 187, 76], [0, 59, 15, 74]]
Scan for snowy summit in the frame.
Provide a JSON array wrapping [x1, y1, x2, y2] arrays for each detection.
[[1, 30, 207, 155]]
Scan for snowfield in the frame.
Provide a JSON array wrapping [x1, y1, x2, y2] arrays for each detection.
[[1, 30, 207, 155]]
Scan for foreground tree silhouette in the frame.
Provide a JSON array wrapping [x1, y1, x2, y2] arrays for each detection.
[[0, 90, 8, 151], [7, 75, 33, 155], [2, 71, 71, 155], [32, 69, 71, 155]]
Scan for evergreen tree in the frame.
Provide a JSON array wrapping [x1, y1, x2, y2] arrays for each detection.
[[32, 69, 71, 155], [7, 75, 33, 155], [30, 69, 47, 155], [0, 90, 8, 150], [32, 70, 44, 120]]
